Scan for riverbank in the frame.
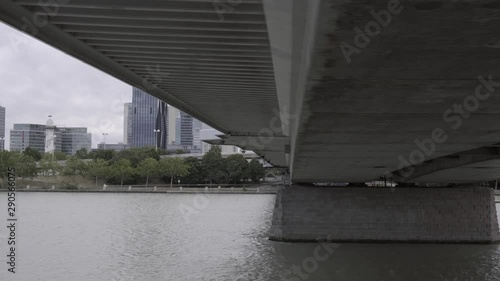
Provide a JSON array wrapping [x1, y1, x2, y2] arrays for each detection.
[[0, 184, 279, 194], [2, 185, 499, 199]]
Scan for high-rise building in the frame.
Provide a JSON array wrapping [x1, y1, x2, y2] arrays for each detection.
[[179, 111, 193, 146], [97, 142, 128, 151], [168, 105, 178, 145], [179, 111, 203, 153], [59, 127, 91, 155], [10, 117, 91, 155], [0, 106, 5, 150], [192, 118, 203, 149], [10, 124, 46, 153], [175, 112, 181, 145], [131, 87, 168, 149], [123, 102, 133, 145], [45, 117, 60, 155], [156, 100, 169, 150]]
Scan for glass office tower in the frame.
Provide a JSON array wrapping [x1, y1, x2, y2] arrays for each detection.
[[131, 87, 168, 149]]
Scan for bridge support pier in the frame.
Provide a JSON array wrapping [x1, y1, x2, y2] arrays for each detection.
[[269, 186, 499, 243]]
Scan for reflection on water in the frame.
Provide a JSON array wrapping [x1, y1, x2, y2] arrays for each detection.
[[0, 193, 498, 281]]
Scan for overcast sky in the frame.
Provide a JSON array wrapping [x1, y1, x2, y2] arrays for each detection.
[[0, 22, 132, 149]]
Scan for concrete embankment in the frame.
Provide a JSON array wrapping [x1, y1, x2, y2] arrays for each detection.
[[0, 185, 279, 194]]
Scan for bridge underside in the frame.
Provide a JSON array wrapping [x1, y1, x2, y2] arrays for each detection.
[[290, 0, 500, 183], [2, 0, 500, 184]]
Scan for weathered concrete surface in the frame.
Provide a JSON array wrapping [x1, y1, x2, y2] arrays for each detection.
[[270, 186, 500, 243], [291, 0, 500, 182]]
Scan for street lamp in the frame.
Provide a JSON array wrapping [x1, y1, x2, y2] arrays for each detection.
[[154, 129, 160, 151], [102, 133, 108, 150]]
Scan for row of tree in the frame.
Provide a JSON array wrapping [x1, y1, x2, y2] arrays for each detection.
[[0, 146, 267, 186], [20, 146, 174, 162]]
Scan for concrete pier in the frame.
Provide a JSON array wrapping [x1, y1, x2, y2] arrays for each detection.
[[270, 186, 500, 243]]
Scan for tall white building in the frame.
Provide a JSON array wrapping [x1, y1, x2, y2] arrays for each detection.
[[168, 105, 178, 145], [45, 116, 58, 154]]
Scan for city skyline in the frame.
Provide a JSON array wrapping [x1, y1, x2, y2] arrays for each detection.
[[0, 22, 214, 153], [9, 119, 92, 155], [0, 23, 204, 152], [0, 23, 130, 149]]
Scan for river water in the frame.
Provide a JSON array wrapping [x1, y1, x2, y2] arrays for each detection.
[[0, 192, 499, 281]]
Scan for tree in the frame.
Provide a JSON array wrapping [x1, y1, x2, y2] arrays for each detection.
[[39, 154, 60, 176], [89, 149, 115, 161], [136, 158, 159, 186], [75, 148, 89, 159], [0, 151, 19, 182], [63, 156, 88, 177], [159, 157, 190, 187], [246, 159, 265, 183], [87, 159, 109, 186], [17, 155, 37, 179], [23, 147, 42, 161], [201, 146, 224, 186], [225, 154, 248, 184], [0, 152, 37, 182], [111, 159, 134, 186], [43, 151, 66, 161], [157, 148, 171, 156], [266, 167, 286, 178], [112, 147, 159, 167], [54, 151, 67, 161], [179, 157, 205, 184], [136, 147, 160, 160]]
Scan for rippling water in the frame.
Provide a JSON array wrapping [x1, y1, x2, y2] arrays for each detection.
[[0, 193, 499, 281]]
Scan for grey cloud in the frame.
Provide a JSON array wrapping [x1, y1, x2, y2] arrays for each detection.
[[0, 23, 131, 149]]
